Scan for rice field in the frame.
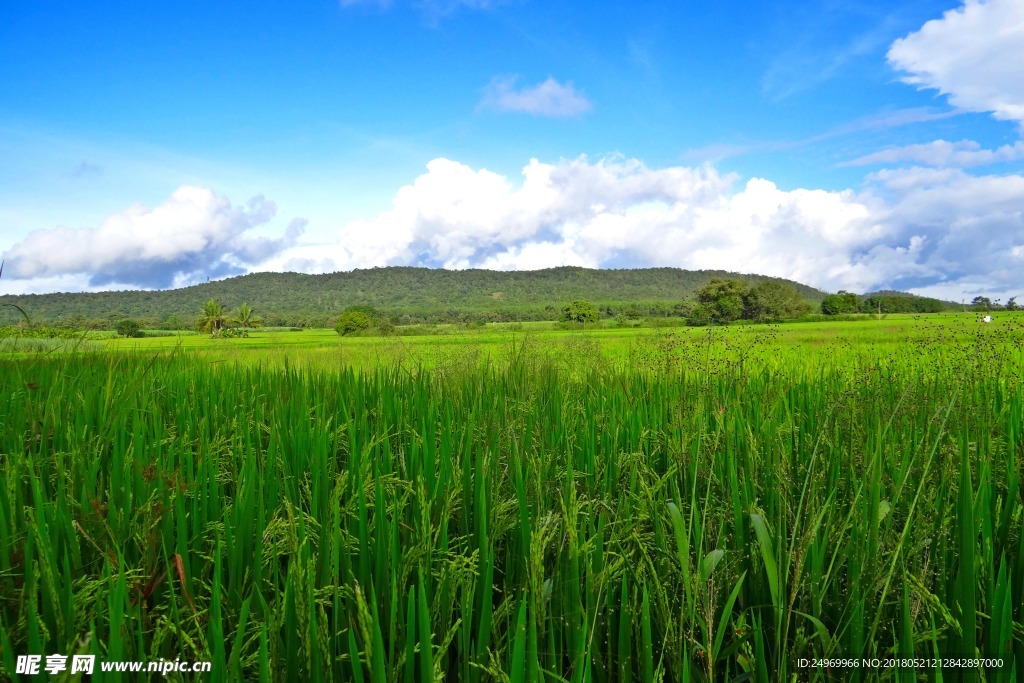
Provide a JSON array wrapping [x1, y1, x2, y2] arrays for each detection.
[[2, 314, 1023, 681]]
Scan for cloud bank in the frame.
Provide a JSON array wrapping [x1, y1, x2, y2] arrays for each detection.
[[3, 157, 1022, 300], [263, 155, 1024, 299], [2, 186, 303, 289]]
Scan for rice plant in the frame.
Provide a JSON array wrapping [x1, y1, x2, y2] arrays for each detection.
[[1, 323, 1022, 681]]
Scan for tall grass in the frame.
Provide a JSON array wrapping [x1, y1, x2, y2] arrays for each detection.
[[1, 325, 1022, 681]]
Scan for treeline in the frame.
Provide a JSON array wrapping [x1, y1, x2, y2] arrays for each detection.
[[2, 266, 971, 330], [0, 266, 825, 326], [0, 300, 694, 331], [822, 290, 959, 315]]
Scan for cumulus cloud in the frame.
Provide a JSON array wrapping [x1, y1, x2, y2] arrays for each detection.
[[887, 0, 1024, 126], [260, 155, 1024, 298], [1, 186, 303, 289], [480, 76, 592, 118], [844, 139, 1024, 168], [864, 167, 1024, 295]]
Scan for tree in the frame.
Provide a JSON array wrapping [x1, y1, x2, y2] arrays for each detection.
[[1006, 297, 1018, 311], [971, 296, 993, 311], [561, 299, 599, 325], [198, 299, 230, 337], [820, 291, 861, 315], [743, 281, 811, 320], [336, 311, 372, 336], [696, 278, 747, 323], [164, 314, 185, 330], [115, 319, 143, 338], [620, 303, 645, 322], [862, 293, 944, 314], [235, 302, 263, 337], [344, 304, 380, 319]]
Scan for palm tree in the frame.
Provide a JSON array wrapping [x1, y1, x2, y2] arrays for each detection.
[[198, 298, 230, 337], [235, 302, 263, 337]]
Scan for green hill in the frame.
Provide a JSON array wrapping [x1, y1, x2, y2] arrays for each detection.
[[1, 266, 829, 327]]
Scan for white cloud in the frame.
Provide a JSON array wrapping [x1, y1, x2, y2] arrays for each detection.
[[863, 167, 1024, 297], [1, 186, 302, 289], [259, 155, 1024, 299], [258, 156, 897, 292], [7, 158, 1022, 301], [480, 76, 592, 118], [887, 0, 1024, 126], [845, 139, 1024, 168]]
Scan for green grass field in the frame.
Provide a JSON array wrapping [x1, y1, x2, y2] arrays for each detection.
[[2, 313, 1023, 681], [94, 312, 1024, 373]]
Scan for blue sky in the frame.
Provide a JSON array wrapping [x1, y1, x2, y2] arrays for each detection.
[[1, 0, 1022, 300]]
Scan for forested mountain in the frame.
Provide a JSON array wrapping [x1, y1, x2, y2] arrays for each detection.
[[3, 266, 831, 326]]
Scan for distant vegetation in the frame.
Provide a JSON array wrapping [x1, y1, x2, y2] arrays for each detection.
[[0, 325, 84, 340], [115, 319, 143, 338], [822, 289, 950, 315], [0, 266, 971, 331], [561, 298, 600, 325], [0, 266, 830, 328], [685, 278, 811, 325]]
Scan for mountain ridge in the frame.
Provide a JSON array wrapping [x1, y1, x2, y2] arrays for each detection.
[[0, 266, 941, 326]]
